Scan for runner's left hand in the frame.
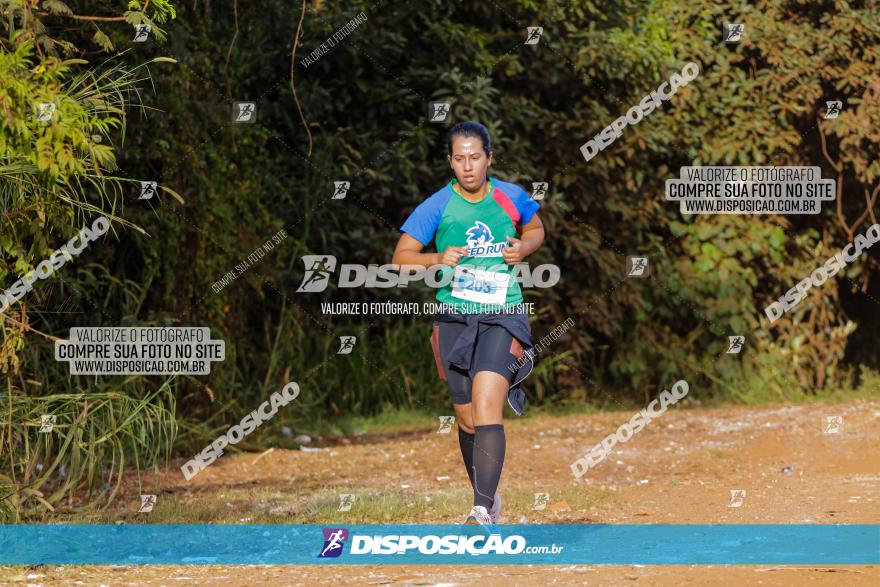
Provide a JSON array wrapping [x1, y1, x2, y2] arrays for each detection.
[[502, 236, 525, 264]]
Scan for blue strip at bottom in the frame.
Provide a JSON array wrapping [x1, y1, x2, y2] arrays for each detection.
[[1, 524, 877, 565]]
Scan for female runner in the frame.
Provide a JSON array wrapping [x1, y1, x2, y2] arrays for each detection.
[[392, 121, 545, 525]]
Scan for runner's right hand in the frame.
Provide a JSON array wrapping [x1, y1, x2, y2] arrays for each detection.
[[438, 246, 468, 266]]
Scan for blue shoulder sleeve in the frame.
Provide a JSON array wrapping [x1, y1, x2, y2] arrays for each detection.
[[498, 179, 540, 226], [400, 189, 449, 246]]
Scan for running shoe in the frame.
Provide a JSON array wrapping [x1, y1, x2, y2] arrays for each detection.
[[489, 491, 502, 524], [463, 505, 493, 526]]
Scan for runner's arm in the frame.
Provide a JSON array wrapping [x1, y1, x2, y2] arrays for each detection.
[[393, 234, 466, 267], [517, 213, 545, 258], [392, 233, 439, 267]]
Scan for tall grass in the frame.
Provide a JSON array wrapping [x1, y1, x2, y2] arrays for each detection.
[[174, 302, 450, 450], [0, 380, 176, 522]]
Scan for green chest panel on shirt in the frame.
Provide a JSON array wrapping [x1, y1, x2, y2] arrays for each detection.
[[434, 186, 521, 312], [436, 192, 517, 260]]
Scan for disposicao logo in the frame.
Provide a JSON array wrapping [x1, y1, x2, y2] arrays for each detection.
[[319, 528, 349, 558], [316, 529, 566, 557], [295, 255, 561, 291], [354, 533, 531, 555]]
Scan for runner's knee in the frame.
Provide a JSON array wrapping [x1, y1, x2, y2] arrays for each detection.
[[453, 405, 475, 433], [473, 397, 504, 426]]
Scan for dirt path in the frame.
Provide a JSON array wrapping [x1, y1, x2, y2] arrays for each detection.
[[3, 400, 879, 585]]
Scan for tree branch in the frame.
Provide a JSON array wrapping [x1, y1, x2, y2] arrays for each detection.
[[0, 311, 61, 343], [819, 119, 853, 240], [34, 11, 127, 22], [224, 0, 238, 101], [33, 1, 150, 23], [290, 0, 313, 157], [817, 119, 842, 173], [866, 183, 879, 226]]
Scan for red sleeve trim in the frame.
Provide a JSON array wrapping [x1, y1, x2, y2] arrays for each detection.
[[492, 188, 521, 225]]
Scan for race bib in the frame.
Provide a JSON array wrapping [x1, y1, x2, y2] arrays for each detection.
[[451, 266, 508, 305]]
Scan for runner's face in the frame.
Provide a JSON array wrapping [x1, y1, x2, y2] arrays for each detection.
[[448, 136, 492, 192]]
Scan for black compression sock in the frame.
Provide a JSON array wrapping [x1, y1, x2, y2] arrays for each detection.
[[458, 427, 476, 489], [472, 423, 505, 509]]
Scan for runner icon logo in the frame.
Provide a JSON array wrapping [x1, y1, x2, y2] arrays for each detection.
[[39, 415, 56, 433], [429, 102, 451, 122], [234, 102, 256, 123], [627, 256, 649, 277], [437, 416, 455, 433], [138, 494, 157, 513], [297, 255, 338, 292], [133, 24, 151, 42], [531, 182, 548, 200], [332, 181, 350, 200], [726, 336, 745, 354], [525, 27, 543, 45], [824, 100, 843, 119], [724, 23, 744, 43], [35, 102, 55, 124], [139, 181, 157, 200], [532, 492, 550, 510], [728, 489, 746, 508], [824, 415, 843, 434], [337, 494, 356, 512], [337, 335, 356, 354], [319, 528, 349, 558]]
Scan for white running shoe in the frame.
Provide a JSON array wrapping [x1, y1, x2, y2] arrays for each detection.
[[489, 492, 502, 524], [463, 505, 493, 526]]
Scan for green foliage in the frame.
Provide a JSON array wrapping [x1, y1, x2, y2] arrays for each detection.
[[2, 0, 880, 519], [0, 0, 178, 519], [0, 37, 174, 376], [128, 0, 176, 24]]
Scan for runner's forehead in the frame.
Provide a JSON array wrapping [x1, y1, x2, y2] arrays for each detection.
[[450, 137, 485, 156]]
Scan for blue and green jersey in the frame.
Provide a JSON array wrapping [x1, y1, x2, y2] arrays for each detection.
[[399, 176, 540, 313]]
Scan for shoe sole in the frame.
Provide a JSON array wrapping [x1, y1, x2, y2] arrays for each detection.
[[465, 517, 492, 528]]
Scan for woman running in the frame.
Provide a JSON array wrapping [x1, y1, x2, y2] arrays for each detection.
[[392, 121, 545, 525]]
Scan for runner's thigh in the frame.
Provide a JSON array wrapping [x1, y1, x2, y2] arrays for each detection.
[[472, 322, 518, 384]]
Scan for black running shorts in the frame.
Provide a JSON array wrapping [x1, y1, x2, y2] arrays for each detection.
[[430, 320, 524, 405]]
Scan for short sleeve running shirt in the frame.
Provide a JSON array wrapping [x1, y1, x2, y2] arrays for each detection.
[[399, 176, 540, 313]]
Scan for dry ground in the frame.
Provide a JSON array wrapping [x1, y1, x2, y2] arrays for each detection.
[[2, 400, 878, 586]]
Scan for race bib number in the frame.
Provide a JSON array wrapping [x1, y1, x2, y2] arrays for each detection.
[[451, 266, 508, 305]]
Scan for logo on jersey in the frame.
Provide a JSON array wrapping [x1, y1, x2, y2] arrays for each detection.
[[319, 528, 349, 558], [465, 221, 506, 257]]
